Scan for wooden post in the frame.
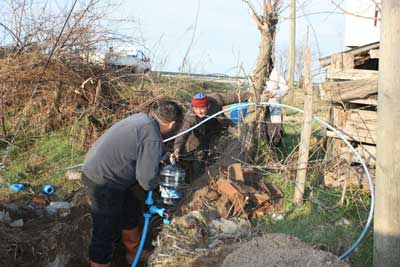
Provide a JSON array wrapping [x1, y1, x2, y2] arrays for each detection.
[[374, 0, 400, 265], [293, 46, 312, 206], [288, 0, 296, 87]]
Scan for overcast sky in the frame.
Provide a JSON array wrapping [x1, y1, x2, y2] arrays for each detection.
[[113, 1, 346, 77]]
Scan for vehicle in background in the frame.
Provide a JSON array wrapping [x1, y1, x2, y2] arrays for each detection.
[[104, 47, 151, 73]]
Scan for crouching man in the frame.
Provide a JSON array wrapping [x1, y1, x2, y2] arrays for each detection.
[[173, 92, 249, 179], [82, 100, 182, 267]]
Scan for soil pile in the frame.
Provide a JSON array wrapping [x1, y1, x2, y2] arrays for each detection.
[[222, 234, 348, 267]]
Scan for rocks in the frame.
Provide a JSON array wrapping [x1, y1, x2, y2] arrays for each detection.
[[9, 219, 24, 227], [45, 202, 73, 216], [209, 218, 251, 239], [66, 170, 81, 180], [173, 210, 207, 229], [0, 210, 24, 227]]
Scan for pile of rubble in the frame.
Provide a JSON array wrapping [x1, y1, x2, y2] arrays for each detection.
[[149, 140, 285, 267]]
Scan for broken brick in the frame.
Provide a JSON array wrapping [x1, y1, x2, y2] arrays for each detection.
[[227, 163, 244, 182], [216, 178, 246, 216]]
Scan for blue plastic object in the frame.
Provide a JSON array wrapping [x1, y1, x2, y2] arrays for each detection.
[[230, 103, 248, 124], [132, 191, 172, 267], [10, 183, 26, 192], [149, 205, 165, 218], [42, 184, 55, 195], [145, 191, 154, 206]]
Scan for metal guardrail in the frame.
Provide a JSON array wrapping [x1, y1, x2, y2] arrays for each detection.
[[153, 71, 246, 82]]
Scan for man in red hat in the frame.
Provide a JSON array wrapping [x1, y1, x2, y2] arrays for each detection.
[[173, 92, 249, 178]]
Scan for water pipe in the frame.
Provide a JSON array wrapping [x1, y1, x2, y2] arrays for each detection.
[[43, 184, 55, 195], [132, 191, 170, 267], [163, 102, 374, 260], [132, 212, 152, 267]]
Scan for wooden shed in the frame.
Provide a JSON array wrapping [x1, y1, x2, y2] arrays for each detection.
[[319, 42, 379, 190]]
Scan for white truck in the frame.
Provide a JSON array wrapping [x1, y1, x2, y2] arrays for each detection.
[[104, 47, 151, 73]]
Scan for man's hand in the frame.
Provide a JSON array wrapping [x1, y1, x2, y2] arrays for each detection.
[[172, 148, 180, 162], [261, 89, 274, 100]]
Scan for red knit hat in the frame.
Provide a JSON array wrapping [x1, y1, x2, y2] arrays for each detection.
[[192, 93, 209, 108]]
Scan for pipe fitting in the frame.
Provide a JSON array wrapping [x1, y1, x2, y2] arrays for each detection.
[[43, 184, 55, 195]]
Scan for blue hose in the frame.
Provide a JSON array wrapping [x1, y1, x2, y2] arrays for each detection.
[[132, 191, 168, 267], [131, 212, 152, 267]]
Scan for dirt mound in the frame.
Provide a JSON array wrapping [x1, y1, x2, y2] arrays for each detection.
[[0, 191, 92, 267], [221, 234, 348, 267]]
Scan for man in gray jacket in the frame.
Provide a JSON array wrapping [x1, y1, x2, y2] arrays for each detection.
[[82, 100, 182, 267]]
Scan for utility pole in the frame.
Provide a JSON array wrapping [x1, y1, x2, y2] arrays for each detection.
[[374, 0, 400, 266], [288, 0, 296, 87], [293, 29, 311, 206]]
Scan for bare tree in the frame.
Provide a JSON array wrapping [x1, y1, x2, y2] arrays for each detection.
[[242, 0, 281, 158], [0, 0, 140, 167]]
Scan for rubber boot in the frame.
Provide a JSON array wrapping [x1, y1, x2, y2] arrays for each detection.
[[89, 261, 110, 267], [122, 227, 152, 264]]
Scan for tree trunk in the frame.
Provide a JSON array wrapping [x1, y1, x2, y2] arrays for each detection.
[[242, 1, 280, 159]]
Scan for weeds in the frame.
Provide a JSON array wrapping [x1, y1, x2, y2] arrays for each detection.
[[2, 131, 85, 200]]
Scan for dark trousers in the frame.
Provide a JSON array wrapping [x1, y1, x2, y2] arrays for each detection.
[[266, 122, 283, 146], [82, 174, 142, 264]]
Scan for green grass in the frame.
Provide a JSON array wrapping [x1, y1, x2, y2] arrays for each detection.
[[251, 88, 374, 266], [261, 89, 373, 266], [262, 171, 373, 266], [1, 130, 86, 200]]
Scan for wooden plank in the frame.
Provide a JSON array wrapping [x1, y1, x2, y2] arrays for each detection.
[[342, 53, 355, 69], [327, 107, 377, 144], [327, 105, 377, 143], [330, 53, 355, 69], [330, 53, 341, 69], [324, 167, 374, 192], [328, 138, 376, 166], [343, 144, 376, 166], [347, 98, 378, 106], [319, 79, 378, 102], [319, 41, 379, 67], [332, 106, 377, 127], [326, 68, 379, 80], [326, 129, 376, 145], [294, 47, 313, 206]]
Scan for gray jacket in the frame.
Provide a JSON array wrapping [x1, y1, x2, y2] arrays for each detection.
[[82, 113, 163, 191]]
